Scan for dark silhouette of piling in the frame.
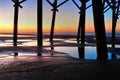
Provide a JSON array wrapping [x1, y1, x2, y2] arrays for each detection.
[[37, 0, 43, 56], [50, 0, 57, 42], [37, 0, 43, 47], [13, 0, 19, 47], [92, 0, 108, 60], [105, 0, 120, 58], [76, 0, 88, 42], [12, 0, 26, 46], [106, 0, 120, 47], [78, 45, 85, 59], [50, 41, 54, 50], [79, 0, 88, 59], [72, 0, 91, 59], [79, 0, 86, 46], [12, 0, 26, 56], [111, 0, 117, 58], [112, 0, 116, 48], [46, 0, 69, 42], [37, 47, 42, 56], [14, 52, 18, 56], [111, 0, 120, 48]]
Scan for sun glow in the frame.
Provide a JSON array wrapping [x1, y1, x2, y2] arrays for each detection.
[[0, 0, 120, 34]]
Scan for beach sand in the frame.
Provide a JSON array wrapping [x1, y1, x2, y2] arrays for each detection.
[[0, 55, 120, 80]]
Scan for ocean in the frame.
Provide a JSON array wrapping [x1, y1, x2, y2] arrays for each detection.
[[44, 32, 120, 37], [0, 32, 120, 37]]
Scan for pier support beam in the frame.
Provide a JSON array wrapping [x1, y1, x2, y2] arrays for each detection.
[[37, 0, 43, 56], [12, 0, 27, 56], [37, 0, 43, 47], [46, 0, 69, 42], [72, 0, 91, 59], [92, 0, 108, 59], [50, 0, 57, 42]]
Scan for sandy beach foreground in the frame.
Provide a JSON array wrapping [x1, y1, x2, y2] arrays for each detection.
[[0, 53, 120, 80]]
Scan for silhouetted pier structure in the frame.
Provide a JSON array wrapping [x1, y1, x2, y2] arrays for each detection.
[[12, 0, 27, 56], [46, 0, 69, 42], [0, 0, 118, 59], [37, 0, 43, 56], [105, 0, 120, 48], [92, 0, 108, 59], [104, 0, 120, 58], [72, 0, 91, 59], [37, 0, 43, 47]]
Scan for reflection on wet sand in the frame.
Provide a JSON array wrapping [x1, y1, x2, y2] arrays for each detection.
[[0, 34, 120, 60]]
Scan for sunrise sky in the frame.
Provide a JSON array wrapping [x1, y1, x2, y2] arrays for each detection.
[[0, 0, 120, 34]]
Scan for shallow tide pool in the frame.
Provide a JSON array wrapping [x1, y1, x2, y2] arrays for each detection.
[[45, 46, 120, 60], [0, 37, 120, 60]]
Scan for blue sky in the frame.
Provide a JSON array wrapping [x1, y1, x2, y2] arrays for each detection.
[[0, 0, 119, 33]]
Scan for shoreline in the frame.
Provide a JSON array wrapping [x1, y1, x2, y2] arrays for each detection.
[[0, 34, 119, 79], [0, 34, 120, 59]]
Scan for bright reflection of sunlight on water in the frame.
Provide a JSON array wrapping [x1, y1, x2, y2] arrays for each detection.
[[64, 38, 78, 43], [0, 34, 13, 37], [22, 41, 37, 46], [50, 47, 97, 59], [115, 45, 120, 48], [49, 46, 119, 60], [12, 52, 37, 56], [5, 39, 33, 43]]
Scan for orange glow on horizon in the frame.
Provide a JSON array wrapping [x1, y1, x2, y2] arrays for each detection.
[[0, 25, 119, 33]]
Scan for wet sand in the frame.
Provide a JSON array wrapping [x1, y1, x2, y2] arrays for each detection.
[[0, 35, 120, 80], [0, 55, 120, 80]]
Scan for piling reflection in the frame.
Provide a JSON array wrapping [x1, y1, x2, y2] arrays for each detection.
[[77, 41, 85, 59], [37, 47, 42, 56], [112, 54, 117, 59], [50, 41, 54, 50], [14, 52, 18, 56], [50, 41, 54, 56]]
